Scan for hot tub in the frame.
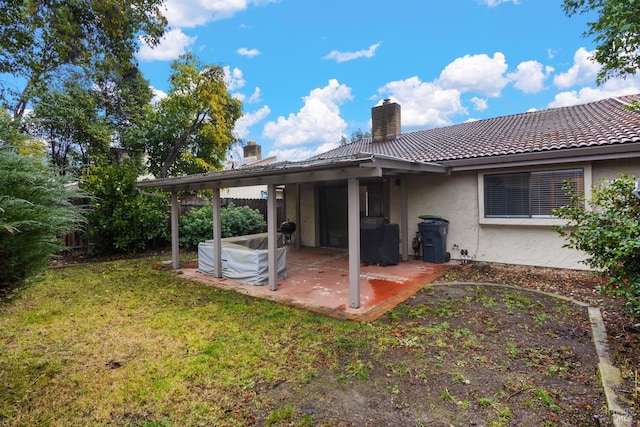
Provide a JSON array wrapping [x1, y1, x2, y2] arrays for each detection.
[[197, 233, 287, 286]]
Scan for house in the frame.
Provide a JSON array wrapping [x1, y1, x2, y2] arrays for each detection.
[[221, 140, 282, 201], [138, 94, 640, 308], [306, 96, 640, 269]]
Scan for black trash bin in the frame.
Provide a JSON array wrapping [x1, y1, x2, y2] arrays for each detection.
[[360, 217, 399, 266], [418, 218, 449, 263]]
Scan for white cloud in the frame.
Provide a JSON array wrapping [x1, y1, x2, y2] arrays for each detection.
[[548, 75, 640, 108], [246, 87, 262, 103], [268, 142, 339, 162], [237, 47, 261, 57], [508, 60, 554, 94], [137, 29, 196, 61], [376, 76, 466, 128], [323, 42, 381, 63], [234, 87, 261, 103], [234, 105, 271, 139], [553, 47, 601, 89], [262, 79, 352, 150], [438, 52, 509, 97], [224, 66, 245, 90], [470, 96, 488, 111], [479, 0, 520, 6], [163, 0, 279, 28], [267, 147, 321, 162], [150, 87, 167, 104]]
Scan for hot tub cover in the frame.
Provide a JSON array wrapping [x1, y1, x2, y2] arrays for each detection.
[[197, 233, 287, 286]]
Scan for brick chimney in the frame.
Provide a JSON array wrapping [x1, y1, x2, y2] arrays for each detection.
[[371, 99, 401, 142], [243, 140, 261, 162]]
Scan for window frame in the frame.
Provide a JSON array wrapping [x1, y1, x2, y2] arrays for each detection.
[[478, 164, 591, 226]]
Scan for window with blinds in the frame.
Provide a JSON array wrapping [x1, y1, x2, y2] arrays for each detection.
[[484, 169, 583, 218]]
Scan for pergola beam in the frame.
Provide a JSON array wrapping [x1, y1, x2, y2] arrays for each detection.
[[139, 167, 384, 193]]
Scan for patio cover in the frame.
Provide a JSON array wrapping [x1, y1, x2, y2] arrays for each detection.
[[137, 153, 447, 309]]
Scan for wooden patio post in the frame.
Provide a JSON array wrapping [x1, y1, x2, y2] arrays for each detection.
[[400, 175, 409, 262], [170, 192, 180, 270], [295, 183, 302, 249], [348, 178, 361, 308], [267, 183, 278, 291], [211, 188, 222, 278]]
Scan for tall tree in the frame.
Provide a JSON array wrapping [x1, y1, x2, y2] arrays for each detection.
[[564, 0, 640, 84], [0, 0, 167, 119], [95, 64, 154, 131], [135, 53, 243, 178], [0, 108, 46, 157], [27, 77, 111, 174]]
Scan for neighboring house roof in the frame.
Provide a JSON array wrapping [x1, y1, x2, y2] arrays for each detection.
[[312, 94, 640, 170], [240, 156, 278, 168]]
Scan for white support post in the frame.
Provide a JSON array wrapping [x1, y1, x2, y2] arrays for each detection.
[[211, 188, 222, 278], [348, 178, 361, 308], [267, 183, 278, 291], [295, 183, 301, 249], [400, 175, 409, 262], [170, 192, 180, 270]]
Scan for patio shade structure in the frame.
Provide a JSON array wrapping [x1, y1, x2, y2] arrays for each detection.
[[137, 153, 447, 308]]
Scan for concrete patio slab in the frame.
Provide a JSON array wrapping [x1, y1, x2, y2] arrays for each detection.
[[179, 247, 450, 321]]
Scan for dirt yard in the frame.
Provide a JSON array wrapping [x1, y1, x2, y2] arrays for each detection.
[[265, 262, 639, 426]]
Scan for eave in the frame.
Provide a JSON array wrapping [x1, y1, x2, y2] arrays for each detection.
[[137, 153, 448, 192], [442, 142, 640, 171]]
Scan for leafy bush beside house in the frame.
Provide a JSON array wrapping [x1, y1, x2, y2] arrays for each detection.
[[554, 174, 640, 317], [82, 160, 170, 254], [179, 202, 266, 247], [0, 149, 86, 289]]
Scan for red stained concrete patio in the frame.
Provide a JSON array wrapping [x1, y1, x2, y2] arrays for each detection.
[[179, 247, 450, 321]]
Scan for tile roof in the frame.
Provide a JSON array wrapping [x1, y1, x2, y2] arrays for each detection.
[[311, 94, 640, 165]]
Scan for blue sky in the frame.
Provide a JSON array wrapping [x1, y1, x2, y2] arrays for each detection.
[[136, 0, 640, 163]]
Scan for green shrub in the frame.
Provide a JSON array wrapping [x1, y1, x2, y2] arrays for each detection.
[[179, 203, 214, 247], [554, 174, 640, 317], [0, 148, 85, 289], [82, 160, 169, 254], [179, 202, 266, 247]]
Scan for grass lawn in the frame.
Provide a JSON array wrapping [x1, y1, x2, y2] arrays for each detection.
[[0, 255, 611, 426], [0, 256, 356, 426]]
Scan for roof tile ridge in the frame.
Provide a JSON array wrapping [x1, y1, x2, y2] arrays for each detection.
[[610, 93, 640, 109]]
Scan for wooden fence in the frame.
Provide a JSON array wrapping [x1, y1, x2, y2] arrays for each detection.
[[60, 196, 285, 256]]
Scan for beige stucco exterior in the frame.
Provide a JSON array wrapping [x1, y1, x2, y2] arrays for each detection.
[[286, 158, 639, 271]]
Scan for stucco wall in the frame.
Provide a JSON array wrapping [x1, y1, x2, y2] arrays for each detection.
[[592, 158, 639, 183], [403, 159, 639, 270], [285, 158, 638, 270], [284, 183, 317, 247]]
